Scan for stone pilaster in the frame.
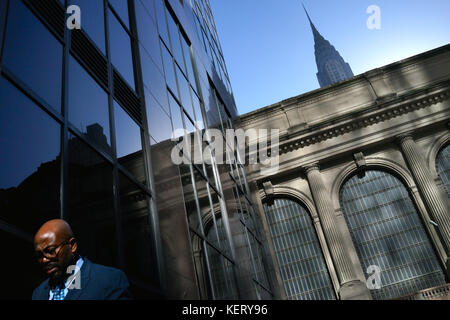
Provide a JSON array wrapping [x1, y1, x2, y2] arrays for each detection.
[[397, 134, 450, 252], [303, 163, 371, 300]]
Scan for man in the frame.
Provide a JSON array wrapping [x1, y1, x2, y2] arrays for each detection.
[[32, 219, 131, 300]]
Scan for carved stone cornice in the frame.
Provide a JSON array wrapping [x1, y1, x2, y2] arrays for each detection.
[[274, 89, 450, 156], [239, 78, 368, 125]]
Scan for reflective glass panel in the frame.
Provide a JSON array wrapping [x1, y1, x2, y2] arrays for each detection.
[[108, 9, 135, 89], [68, 56, 111, 154], [145, 88, 172, 144], [67, 133, 118, 269], [114, 101, 142, 160], [161, 41, 177, 95], [183, 112, 202, 165], [70, 0, 106, 53], [154, 0, 169, 47], [247, 230, 270, 292], [0, 77, 60, 234], [135, 0, 162, 73], [203, 83, 220, 129], [168, 92, 184, 139], [181, 35, 195, 86], [176, 66, 193, 115], [140, 45, 168, 112], [191, 91, 204, 130], [137, 0, 156, 23], [119, 172, 160, 297], [179, 163, 199, 232], [166, 10, 184, 67], [109, 0, 129, 28], [3, 0, 63, 112], [204, 241, 238, 300]]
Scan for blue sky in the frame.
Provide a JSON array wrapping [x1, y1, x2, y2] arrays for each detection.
[[210, 0, 450, 115]]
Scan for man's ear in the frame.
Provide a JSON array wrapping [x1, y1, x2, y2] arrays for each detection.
[[69, 237, 78, 253]]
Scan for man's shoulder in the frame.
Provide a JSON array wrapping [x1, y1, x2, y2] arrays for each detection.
[[85, 259, 129, 284], [83, 259, 131, 299], [32, 278, 49, 300], [87, 260, 126, 276]]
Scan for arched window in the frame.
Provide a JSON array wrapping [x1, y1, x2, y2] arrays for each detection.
[[436, 144, 450, 196], [263, 198, 336, 300], [339, 170, 446, 300]]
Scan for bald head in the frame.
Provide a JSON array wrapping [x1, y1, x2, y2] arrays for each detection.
[[34, 219, 74, 243], [34, 219, 78, 280]]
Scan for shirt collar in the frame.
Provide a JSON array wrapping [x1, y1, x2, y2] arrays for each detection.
[[65, 256, 84, 286], [50, 256, 84, 289]]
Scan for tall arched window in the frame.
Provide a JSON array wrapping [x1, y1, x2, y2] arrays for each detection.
[[339, 170, 446, 300], [263, 198, 336, 300], [436, 144, 450, 196]]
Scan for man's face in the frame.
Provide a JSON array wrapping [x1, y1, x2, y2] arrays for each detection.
[[34, 231, 75, 280]]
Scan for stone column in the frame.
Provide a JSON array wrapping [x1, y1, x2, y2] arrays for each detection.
[[304, 163, 371, 300], [397, 134, 450, 254]]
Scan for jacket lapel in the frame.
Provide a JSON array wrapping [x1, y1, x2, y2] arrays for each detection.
[[38, 279, 50, 300], [64, 257, 91, 300]]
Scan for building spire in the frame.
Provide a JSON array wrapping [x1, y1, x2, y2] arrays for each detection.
[[301, 3, 354, 88], [302, 3, 321, 39], [302, 3, 313, 27]]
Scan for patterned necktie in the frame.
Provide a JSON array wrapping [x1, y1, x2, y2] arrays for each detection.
[[51, 286, 66, 300]]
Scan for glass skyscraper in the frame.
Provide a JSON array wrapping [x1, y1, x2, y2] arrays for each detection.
[[0, 0, 274, 299]]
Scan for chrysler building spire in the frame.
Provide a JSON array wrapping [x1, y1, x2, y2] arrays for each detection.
[[302, 4, 354, 88]]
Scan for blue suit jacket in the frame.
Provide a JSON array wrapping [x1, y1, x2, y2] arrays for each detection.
[[32, 258, 131, 300]]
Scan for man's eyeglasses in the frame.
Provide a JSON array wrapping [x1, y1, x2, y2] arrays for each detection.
[[34, 240, 70, 260]]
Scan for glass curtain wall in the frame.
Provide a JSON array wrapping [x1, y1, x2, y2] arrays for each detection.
[[0, 0, 161, 299], [0, 0, 272, 300], [148, 0, 273, 299]]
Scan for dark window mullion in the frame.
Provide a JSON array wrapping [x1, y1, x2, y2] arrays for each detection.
[[0, 0, 9, 67], [129, 2, 167, 292], [107, 0, 130, 36], [61, 0, 71, 220], [68, 50, 110, 95], [22, 0, 65, 43], [191, 226, 234, 264], [67, 125, 115, 165], [104, 0, 124, 270], [1, 67, 64, 125], [127, 0, 141, 99]]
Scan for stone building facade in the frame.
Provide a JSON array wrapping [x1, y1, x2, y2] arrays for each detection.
[[238, 44, 450, 300]]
